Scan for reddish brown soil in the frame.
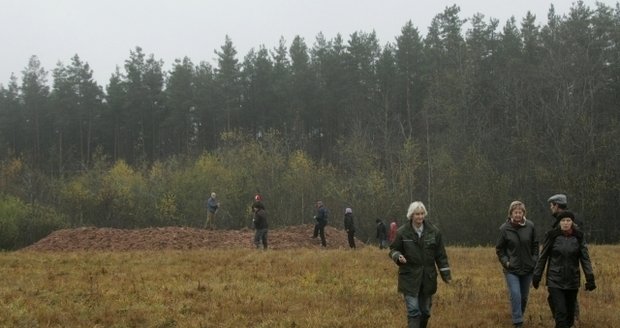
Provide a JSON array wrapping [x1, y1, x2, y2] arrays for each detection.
[[21, 224, 366, 251]]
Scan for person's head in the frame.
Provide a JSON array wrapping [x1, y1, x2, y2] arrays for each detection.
[[406, 201, 427, 227], [345, 207, 352, 214], [375, 218, 382, 223], [316, 200, 323, 208], [211, 192, 216, 198], [557, 211, 575, 231], [508, 201, 526, 222], [548, 194, 567, 214], [254, 194, 262, 201]]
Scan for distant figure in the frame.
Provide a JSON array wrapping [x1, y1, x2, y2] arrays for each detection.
[[204, 192, 220, 229], [533, 211, 596, 328], [312, 200, 328, 247], [495, 200, 539, 328], [376, 219, 387, 249], [343, 208, 356, 249], [252, 201, 268, 250], [388, 221, 398, 244], [389, 201, 451, 328]]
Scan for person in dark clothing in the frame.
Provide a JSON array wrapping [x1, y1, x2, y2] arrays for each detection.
[[376, 218, 387, 249], [252, 201, 268, 249], [533, 211, 596, 328], [389, 201, 451, 328], [343, 207, 356, 249], [495, 200, 539, 328], [312, 200, 328, 247], [547, 193, 584, 321]]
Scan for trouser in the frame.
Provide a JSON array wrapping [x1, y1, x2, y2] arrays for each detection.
[[404, 293, 432, 328], [313, 222, 327, 246], [254, 228, 268, 249], [504, 272, 533, 325], [347, 231, 356, 248], [205, 211, 216, 229], [547, 287, 578, 328]]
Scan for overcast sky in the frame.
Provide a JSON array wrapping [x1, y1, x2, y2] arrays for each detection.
[[1, 0, 617, 87]]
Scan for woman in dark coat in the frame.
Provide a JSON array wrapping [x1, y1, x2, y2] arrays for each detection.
[[495, 200, 539, 328], [533, 211, 596, 328], [343, 207, 356, 249]]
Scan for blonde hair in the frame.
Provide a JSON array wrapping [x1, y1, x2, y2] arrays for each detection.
[[508, 201, 526, 216], [406, 201, 427, 220]]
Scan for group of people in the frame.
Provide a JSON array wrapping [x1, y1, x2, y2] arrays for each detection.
[[343, 207, 398, 249], [387, 194, 596, 328], [206, 191, 597, 327], [495, 194, 596, 328]]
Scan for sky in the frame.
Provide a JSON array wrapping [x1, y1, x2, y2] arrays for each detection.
[[1, 0, 617, 87]]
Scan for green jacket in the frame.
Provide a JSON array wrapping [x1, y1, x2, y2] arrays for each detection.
[[389, 221, 451, 296]]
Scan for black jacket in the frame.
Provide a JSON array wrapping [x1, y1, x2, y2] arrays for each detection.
[[344, 213, 355, 232], [495, 218, 539, 275], [533, 228, 594, 289], [253, 208, 268, 230]]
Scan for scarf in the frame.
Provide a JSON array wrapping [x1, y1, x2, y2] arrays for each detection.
[[509, 217, 527, 228]]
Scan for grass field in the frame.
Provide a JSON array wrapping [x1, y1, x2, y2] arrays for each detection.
[[0, 245, 618, 327]]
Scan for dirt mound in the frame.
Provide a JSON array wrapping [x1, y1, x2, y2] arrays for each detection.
[[21, 224, 366, 251]]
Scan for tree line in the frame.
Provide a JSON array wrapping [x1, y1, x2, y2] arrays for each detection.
[[1, 2, 619, 249]]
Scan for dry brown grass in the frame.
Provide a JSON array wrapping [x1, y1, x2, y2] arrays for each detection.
[[1, 245, 618, 327]]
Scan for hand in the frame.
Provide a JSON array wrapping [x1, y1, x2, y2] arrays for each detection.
[[585, 281, 597, 291], [398, 255, 407, 264]]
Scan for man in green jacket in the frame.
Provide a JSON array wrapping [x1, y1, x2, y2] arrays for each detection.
[[389, 201, 452, 328]]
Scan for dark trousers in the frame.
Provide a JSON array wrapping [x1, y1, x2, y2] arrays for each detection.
[[254, 228, 268, 249], [347, 231, 356, 248], [313, 222, 327, 246], [547, 287, 578, 328]]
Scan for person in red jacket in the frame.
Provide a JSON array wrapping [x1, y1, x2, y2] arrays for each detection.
[[388, 221, 398, 243]]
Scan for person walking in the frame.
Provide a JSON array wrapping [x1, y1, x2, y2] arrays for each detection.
[[312, 200, 328, 247], [204, 192, 220, 229], [376, 218, 387, 249], [533, 211, 596, 328], [252, 201, 268, 249], [495, 200, 539, 328], [547, 193, 584, 321], [343, 207, 356, 249], [389, 201, 452, 328]]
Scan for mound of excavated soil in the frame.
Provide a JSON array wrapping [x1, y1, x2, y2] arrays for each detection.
[[21, 224, 365, 251]]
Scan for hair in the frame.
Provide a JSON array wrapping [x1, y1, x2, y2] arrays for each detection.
[[211, 192, 216, 197], [406, 201, 427, 220], [508, 201, 526, 216]]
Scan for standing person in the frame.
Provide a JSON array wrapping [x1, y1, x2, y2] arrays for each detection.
[[532, 211, 596, 328], [495, 200, 539, 328], [343, 207, 356, 249], [252, 201, 268, 249], [312, 200, 328, 247], [388, 221, 398, 244], [389, 201, 452, 328], [204, 192, 220, 229], [376, 218, 387, 249]]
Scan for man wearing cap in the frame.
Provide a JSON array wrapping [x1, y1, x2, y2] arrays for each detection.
[[548, 194, 583, 228]]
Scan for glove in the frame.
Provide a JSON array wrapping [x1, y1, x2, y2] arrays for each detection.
[[440, 269, 452, 283], [585, 280, 597, 291], [532, 277, 540, 289]]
